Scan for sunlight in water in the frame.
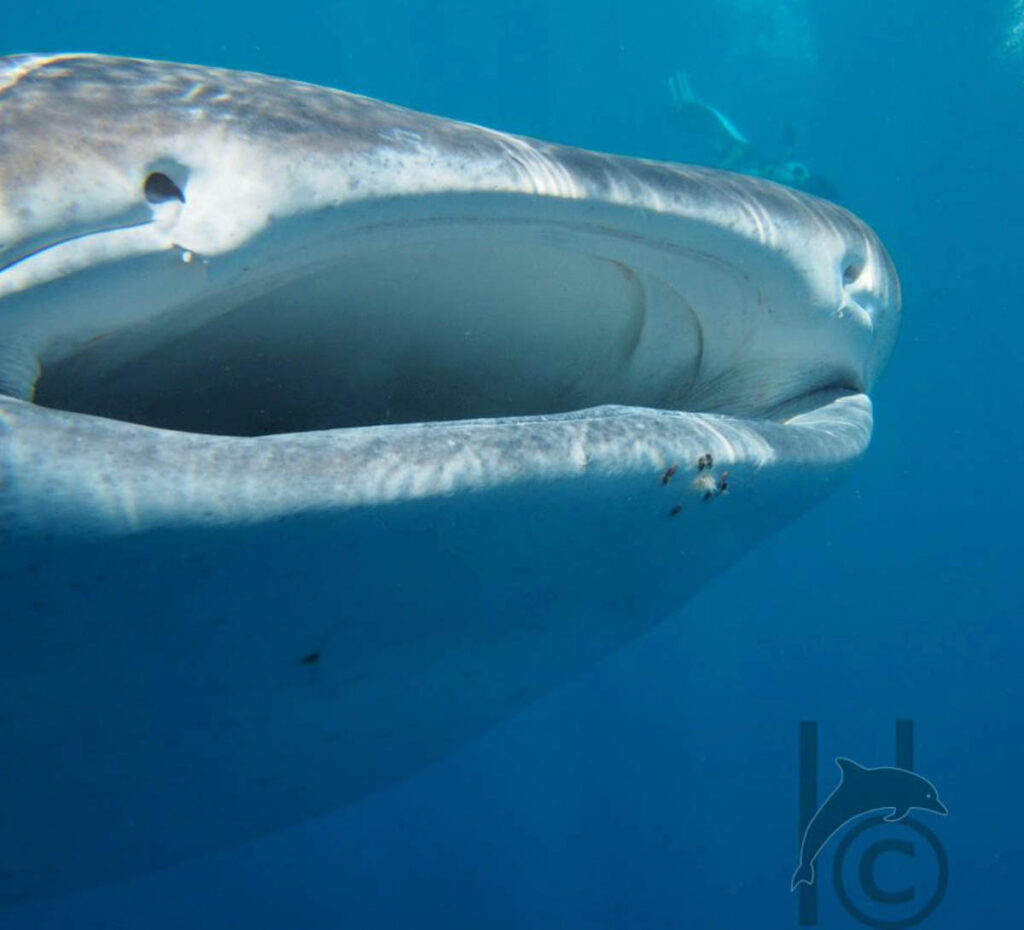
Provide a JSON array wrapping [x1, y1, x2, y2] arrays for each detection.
[[1005, 0, 1024, 56]]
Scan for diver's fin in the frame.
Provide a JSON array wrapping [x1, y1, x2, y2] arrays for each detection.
[[668, 70, 701, 107], [668, 70, 749, 147]]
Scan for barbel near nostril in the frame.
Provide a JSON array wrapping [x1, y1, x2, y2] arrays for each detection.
[[144, 172, 185, 204]]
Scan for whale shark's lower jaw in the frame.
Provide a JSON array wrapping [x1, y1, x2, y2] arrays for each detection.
[[0, 53, 899, 908], [0, 377, 872, 907]]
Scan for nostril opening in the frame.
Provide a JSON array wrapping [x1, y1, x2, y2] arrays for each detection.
[[842, 259, 864, 286], [144, 172, 185, 205]]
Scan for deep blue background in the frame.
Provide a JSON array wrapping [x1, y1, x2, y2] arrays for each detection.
[[4, 1, 1023, 927]]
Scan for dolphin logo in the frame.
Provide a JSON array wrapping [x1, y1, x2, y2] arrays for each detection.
[[792, 757, 948, 889]]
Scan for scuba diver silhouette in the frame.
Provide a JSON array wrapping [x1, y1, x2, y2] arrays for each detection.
[[667, 70, 838, 201]]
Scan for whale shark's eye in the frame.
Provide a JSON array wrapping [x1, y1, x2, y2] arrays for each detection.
[[842, 259, 864, 285], [144, 172, 185, 205]]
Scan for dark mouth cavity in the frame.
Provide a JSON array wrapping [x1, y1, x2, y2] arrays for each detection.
[[33, 235, 706, 437], [27, 220, 854, 438]]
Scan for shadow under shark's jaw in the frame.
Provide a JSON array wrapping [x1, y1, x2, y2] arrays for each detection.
[[27, 213, 866, 439]]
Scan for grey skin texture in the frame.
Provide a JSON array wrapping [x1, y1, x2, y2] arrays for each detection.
[[0, 54, 900, 905]]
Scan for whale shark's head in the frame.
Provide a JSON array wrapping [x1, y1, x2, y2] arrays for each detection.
[[1, 54, 901, 906], [0, 53, 899, 438]]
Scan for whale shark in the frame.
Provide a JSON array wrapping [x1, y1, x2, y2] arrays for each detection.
[[793, 758, 947, 888], [0, 54, 900, 905]]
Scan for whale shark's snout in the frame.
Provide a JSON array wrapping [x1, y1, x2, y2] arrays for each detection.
[[0, 53, 900, 906]]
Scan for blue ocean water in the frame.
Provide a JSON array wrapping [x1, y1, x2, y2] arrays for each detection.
[[3, 1, 1022, 927]]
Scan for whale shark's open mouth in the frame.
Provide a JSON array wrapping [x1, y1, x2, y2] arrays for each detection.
[[22, 202, 869, 439], [33, 226, 705, 436]]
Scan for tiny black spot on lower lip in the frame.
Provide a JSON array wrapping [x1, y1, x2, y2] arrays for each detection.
[[300, 651, 321, 665]]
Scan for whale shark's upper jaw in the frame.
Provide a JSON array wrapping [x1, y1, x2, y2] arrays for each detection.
[[0, 53, 899, 439]]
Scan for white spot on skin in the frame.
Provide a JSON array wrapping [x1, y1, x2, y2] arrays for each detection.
[[379, 128, 424, 147], [693, 473, 716, 496]]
